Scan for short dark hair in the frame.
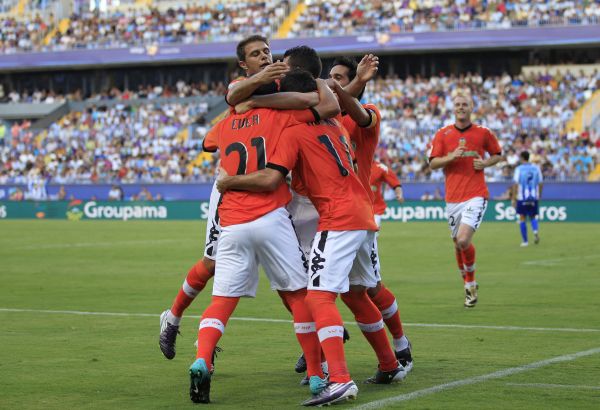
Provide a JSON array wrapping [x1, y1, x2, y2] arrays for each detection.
[[280, 69, 317, 93], [283, 46, 322, 79], [252, 81, 278, 96], [331, 56, 357, 82], [520, 151, 530, 161], [236, 35, 269, 61]]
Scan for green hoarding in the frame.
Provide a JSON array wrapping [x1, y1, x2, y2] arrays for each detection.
[[0, 200, 599, 222]]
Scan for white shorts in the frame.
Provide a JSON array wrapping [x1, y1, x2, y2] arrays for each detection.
[[308, 230, 379, 294], [446, 197, 488, 238], [286, 191, 319, 258], [203, 181, 221, 260], [213, 207, 308, 297]]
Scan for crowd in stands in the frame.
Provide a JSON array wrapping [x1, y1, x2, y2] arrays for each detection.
[[3, 0, 600, 53], [0, 80, 228, 103], [1, 70, 598, 187], [290, 0, 600, 37], [367, 69, 599, 182], [0, 102, 213, 186]]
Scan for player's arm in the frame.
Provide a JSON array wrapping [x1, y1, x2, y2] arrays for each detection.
[[329, 79, 374, 127], [429, 146, 465, 170], [383, 168, 404, 202], [344, 54, 379, 97], [226, 62, 289, 106], [473, 153, 503, 170], [216, 167, 285, 193], [235, 92, 319, 112]]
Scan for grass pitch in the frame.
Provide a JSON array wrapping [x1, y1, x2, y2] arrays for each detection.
[[1, 220, 599, 409]]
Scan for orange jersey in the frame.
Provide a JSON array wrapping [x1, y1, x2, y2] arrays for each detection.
[[341, 103, 381, 201], [268, 118, 377, 232], [429, 123, 502, 202], [290, 114, 348, 198], [210, 107, 316, 226], [370, 161, 401, 215]]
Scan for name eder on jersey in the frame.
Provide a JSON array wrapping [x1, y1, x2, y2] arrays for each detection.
[[231, 115, 260, 130]]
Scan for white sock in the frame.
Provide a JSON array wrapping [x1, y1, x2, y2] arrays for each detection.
[[167, 310, 181, 326], [464, 281, 477, 289], [393, 335, 409, 351]]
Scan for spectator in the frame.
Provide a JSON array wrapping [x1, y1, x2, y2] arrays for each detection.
[[108, 185, 124, 201]]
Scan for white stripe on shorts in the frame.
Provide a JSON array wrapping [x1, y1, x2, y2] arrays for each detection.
[[317, 325, 345, 342], [183, 280, 200, 298], [380, 301, 398, 319], [357, 319, 385, 333], [199, 318, 225, 334], [295, 322, 317, 334]]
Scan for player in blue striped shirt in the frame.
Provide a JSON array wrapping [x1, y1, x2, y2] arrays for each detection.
[[511, 151, 543, 247]]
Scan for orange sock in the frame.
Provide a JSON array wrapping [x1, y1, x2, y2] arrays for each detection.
[[279, 289, 323, 379], [462, 244, 476, 284], [196, 296, 239, 368], [455, 248, 466, 280], [341, 290, 397, 372], [305, 290, 350, 383], [171, 260, 214, 317], [369, 284, 404, 340]]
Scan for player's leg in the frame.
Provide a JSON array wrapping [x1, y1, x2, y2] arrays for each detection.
[[302, 230, 359, 406], [454, 197, 488, 308], [160, 183, 221, 359], [254, 208, 325, 395], [366, 236, 412, 371], [531, 201, 540, 244], [516, 200, 529, 246], [346, 231, 405, 383], [190, 222, 256, 403]]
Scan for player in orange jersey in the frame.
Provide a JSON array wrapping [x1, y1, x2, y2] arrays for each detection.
[[328, 56, 413, 371], [218, 70, 407, 407], [429, 92, 503, 308], [370, 161, 404, 227], [188, 77, 340, 405], [159, 36, 320, 360]]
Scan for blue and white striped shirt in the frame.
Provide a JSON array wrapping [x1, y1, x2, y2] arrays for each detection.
[[513, 163, 543, 201]]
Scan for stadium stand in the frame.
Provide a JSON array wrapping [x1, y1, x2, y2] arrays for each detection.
[[289, 0, 600, 38], [1, 68, 598, 185], [2, 0, 600, 53]]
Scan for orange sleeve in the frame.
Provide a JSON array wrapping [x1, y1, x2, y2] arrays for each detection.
[[202, 123, 221, 152], [383, 166, 401, 188], [484, 129, 502, 156], [429, 130, 445, 160], [362, 104, 381, 129]]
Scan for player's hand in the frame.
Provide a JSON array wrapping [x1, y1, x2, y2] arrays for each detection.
[[254, 61, 289, 84], [235, 100, 254, 114], [216, 167, 230, 193], [473, 154, 486, 170], [326, 78, 340, 91], [449, 146, 465, 160], [395, 187, 405, 203], [356, 54, 379, 83]]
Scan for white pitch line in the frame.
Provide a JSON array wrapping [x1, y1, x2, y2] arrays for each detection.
[[522, 254, 600, 266], [506, 383, 600, 391], [15, 239, 180, 250], [0, 308, 599, 333], [352, 347, 600, 410]]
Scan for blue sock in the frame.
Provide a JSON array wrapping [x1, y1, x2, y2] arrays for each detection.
[[520, 221, 528, 243], [531, 218, 539, 233]]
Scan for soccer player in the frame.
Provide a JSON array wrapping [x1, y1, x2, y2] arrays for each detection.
[[328, 56, 413, 370], [218, 70, 406, 406], [511, 151, 543, 247], [159, 36, 319, 360], [370, 160, 404, 226], [188, 77, 340, 404], [429, 92, 503, 308]]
